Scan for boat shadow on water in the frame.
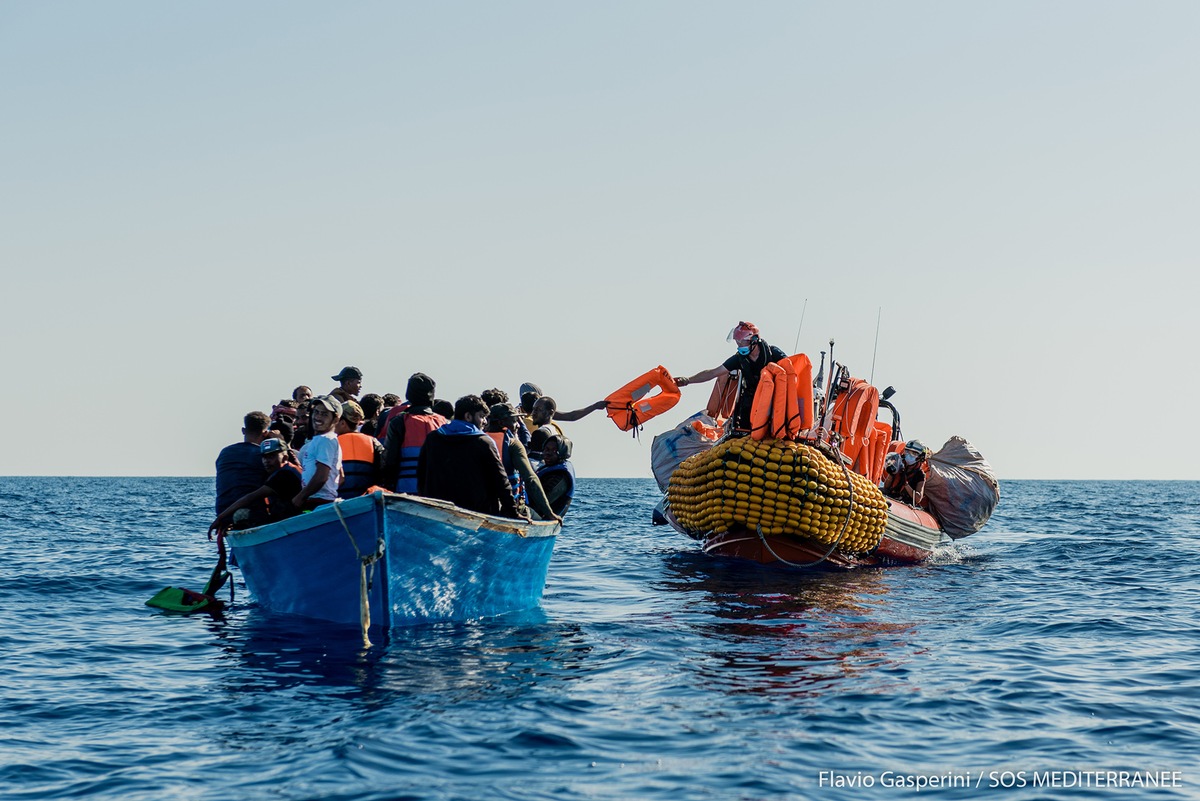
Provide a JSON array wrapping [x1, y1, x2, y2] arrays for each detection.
[[200, 602, 598, 707], [653, 552, 929, 698]]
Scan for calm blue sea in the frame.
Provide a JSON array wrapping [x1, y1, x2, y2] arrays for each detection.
[[1, 477, 1198, 800]]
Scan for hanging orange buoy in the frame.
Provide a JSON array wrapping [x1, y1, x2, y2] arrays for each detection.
[[605, 365, 682, 432]]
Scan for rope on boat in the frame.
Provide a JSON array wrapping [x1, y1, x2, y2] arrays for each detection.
[[333, 500, 384, 649], [753, 456, 856, 569]]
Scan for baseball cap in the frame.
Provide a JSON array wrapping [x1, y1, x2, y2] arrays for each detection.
[[332, 366, 363, 382], [260, 438, 288, 455], [310, 395, 343, 417], [489, 403, 517, 422]]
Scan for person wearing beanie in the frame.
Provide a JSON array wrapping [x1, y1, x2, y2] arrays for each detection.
[[380, 372, 448, 493]]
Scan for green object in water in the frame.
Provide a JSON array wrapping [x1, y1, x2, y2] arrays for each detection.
[[146, 534, 231, 615], [146, 585, 224, 614]]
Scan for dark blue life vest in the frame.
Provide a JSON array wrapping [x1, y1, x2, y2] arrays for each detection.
[[537, 460, 576, 516], [395, 412, 445, 493]]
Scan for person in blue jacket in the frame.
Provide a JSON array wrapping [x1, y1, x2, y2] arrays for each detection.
[[417, 395, 522, 519]]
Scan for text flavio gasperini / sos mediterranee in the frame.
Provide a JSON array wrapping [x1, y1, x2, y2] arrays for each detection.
[[817, 769, 1183, 791]]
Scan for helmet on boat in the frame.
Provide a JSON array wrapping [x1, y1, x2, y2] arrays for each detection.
[[901, 439, 930, 467], [726, 321, 760, 343]]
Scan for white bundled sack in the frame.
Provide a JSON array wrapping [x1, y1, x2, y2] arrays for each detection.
[[922, 436, 999, 539], [651, 412, 720, 492]]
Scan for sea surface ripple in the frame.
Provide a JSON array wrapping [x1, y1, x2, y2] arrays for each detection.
[[1, 477, 1197, 800]]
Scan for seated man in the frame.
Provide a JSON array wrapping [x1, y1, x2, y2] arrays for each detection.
[[209, 438, 303, 534], [485, 403, 561, 523], [418, 395, 522, 519], [526, 396, 565, 455], [536, 434, 576, 518], [358, 393, 384, 438], [482, 388, 531, 448], [290, 401, 313, 450], [336, 400, 384, 498], [527, 395, 607, 454], [215, 411, 271, 526], [519, 387, 541, 435]]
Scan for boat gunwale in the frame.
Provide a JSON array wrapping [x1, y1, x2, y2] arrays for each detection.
[[382, 492, 560, 539], [227, 493, 379, 548]]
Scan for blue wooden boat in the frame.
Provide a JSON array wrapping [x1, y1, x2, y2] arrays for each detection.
[[226, 491, 559, 630]]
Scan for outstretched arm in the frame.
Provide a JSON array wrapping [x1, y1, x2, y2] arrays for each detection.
[[553, 399, 607, 422], [674, 365, 728, 388]]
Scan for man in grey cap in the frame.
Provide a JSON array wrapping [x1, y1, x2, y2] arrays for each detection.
[[293, 395, 344, 511], [330, 366, 363, 404]]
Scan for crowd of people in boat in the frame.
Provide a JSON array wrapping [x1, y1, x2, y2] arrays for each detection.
[[211, 367, 608, 535], [210, 321, 824, 536]]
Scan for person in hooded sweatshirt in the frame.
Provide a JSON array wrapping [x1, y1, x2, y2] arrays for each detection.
[[417, 395, 522, 519]]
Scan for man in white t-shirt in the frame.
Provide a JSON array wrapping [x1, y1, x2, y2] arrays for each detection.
[[292, 395, 344, 511]]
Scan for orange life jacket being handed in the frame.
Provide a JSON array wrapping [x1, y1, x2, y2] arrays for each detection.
[[605, 365, 681, 432]]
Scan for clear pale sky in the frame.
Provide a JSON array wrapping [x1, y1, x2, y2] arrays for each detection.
[[3, 3, 1196, 479]]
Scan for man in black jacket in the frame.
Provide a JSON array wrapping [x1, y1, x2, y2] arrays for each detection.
[[417, 395, 522, 519]]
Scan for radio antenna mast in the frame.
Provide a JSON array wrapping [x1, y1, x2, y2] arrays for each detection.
[[869, 307, 882, 385], [793, 298, 808, 354]]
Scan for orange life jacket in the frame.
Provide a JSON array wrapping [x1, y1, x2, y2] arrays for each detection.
[[748, 363, 778, 441], [395, 412, 445, 493], [830, 378, 879, 466], [782, 353, 814, 432], [855, 419, 892, 484], [749, 358, 811, 441], [337, 432, 378, 498], [605, 365, 682, 432]]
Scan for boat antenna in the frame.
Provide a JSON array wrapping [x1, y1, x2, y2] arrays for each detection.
[[822, 338, 836, 429], [793, 298, 808, 354], [869, 306, 882, 385], [826, 338, 835, 397], [813, 348, 827, 419]]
